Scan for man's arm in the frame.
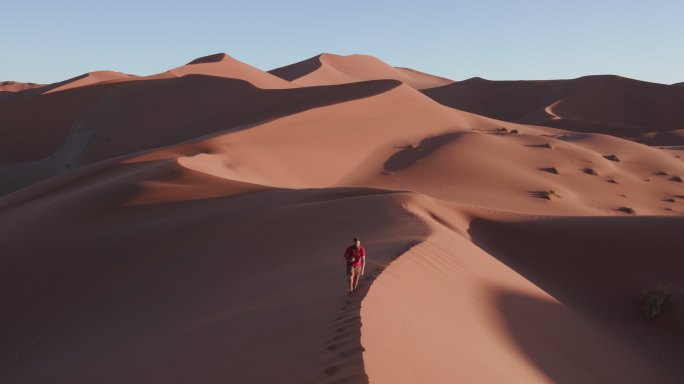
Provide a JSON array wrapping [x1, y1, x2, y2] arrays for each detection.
[[361, 256, 365, 275]]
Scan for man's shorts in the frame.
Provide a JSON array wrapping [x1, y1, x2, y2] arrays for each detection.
[[346, 264, 362, 278]]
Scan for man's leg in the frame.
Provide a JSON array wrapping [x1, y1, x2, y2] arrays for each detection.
[[348, 276, 354, 292], [353, 267, 361, 290]]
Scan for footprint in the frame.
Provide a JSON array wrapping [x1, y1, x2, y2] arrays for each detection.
[[338, 346, 365, 358], [323, 365, 340, 376], [327, 342, 345, 351], [332, 332, 351, 341]]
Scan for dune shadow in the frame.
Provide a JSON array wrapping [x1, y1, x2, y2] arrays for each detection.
[[628, 131, 684, 146], [496, 291, 682, 384], [469, 216, 684, 383], [383, 132, 463, 172], [269, 55, 324, 82]]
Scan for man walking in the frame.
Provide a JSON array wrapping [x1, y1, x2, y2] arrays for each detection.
[[344, 237, 365, 293]]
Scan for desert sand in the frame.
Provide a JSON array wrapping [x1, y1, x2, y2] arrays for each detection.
[[1, 53, 683, 383]]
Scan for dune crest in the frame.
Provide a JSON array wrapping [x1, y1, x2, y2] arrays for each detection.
[[165, 52, 294, 89], [270, 53, 454, 90]]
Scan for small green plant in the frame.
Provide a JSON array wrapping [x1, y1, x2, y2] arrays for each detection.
[[510, 129, 519, 134], [671, 176, 683, 182], [604, 154, 620, 162], [584, 168, 598, 175], [641, 284, 672, 320]]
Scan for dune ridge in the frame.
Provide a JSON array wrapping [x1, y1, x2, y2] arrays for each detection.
[[163, 53, 294, 89], [269, 53, 454, 90]]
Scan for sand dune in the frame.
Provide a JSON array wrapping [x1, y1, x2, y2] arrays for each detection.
[[270, 53, 454, 90], [0, 81, 44, 92], [423, 76, 684, 144], [0, 161, 426, 382], [161, 53, 294, 89], [363, 196, 684, 383], [0, 81, 46, 102], [44, 71, 139, 94], [0, 75, 399, 194], [1, 54, 683, 383]]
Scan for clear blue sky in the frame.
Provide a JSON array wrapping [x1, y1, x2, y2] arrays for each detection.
[[2, 0, 682, 84]]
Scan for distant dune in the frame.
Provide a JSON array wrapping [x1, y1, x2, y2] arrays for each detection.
[[45, 70, 139, 93], [270, 53, 454, 90], [161, 53, 295, 89], [423, 75, 684, 144], [0, 81, 43, 92], [1, 53, 683, 384]]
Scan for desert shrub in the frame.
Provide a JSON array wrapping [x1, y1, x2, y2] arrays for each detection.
[[603, 154, 620, 162], [641, 284, 672, 320], [526, 143, 552, 149], [530, 190, 560, 200], [540, 167, 559, 174], [617, 206, 635, 214]]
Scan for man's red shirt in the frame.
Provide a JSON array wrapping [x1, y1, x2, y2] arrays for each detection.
[[345, 245, 365, 267]]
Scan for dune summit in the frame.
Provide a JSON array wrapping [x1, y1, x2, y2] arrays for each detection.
[[269, 53, 454, 90], [1, 53, 683, 384]]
